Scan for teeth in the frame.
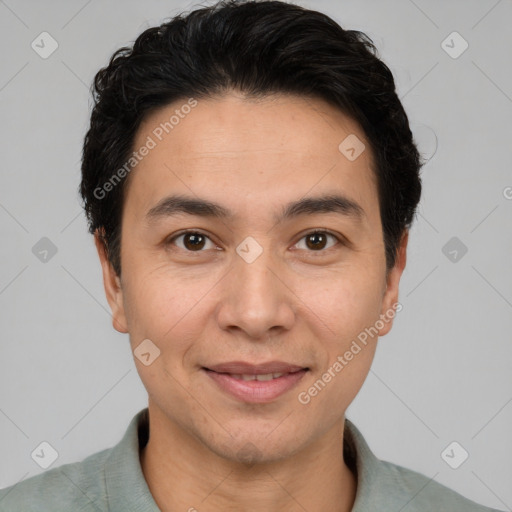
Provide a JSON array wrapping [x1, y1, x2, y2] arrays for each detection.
[[230, 372, 285, 381]]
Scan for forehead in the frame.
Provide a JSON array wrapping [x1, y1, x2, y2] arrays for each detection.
[[135, 92, 370, 161], [125, 92, 378, 224]]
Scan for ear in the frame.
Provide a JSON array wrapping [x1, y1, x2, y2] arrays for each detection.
[[378, 230, 408, 337], [94, 230, 129, 334]]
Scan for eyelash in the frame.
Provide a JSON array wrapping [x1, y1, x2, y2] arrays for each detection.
[[165, 229, 344, 254]]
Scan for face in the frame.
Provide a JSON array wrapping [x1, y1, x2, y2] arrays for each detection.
[[96, 92, 407, 464]]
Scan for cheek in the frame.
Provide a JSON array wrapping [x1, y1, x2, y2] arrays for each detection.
[[122, 267, 215, 365], [297, 265, 384, 342], [122, 269, 204, 413], [295, 268, 383, 402], [296, 283, 380, 424]]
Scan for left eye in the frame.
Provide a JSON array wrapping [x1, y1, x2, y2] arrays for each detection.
[[294, 231, 340, 251], [166, 230, 340, 252]]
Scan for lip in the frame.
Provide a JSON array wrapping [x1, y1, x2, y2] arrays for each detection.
[[203, 361, 308, 403], [205, 361, 307, 375]]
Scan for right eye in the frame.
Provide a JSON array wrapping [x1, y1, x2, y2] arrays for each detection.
[[165, 230, 218, 252]]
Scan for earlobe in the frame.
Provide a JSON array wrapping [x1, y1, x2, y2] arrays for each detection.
[[94, 230, 129, 334], [378, 230, 408, 337]]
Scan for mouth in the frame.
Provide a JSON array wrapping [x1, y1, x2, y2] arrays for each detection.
[[202, 361, 309, 403], [218, 371, 300, 381]]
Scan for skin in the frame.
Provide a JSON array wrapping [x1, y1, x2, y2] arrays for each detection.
[[95, 91, 408, 512]]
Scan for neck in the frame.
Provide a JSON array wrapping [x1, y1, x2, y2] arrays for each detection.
[[139, 408, 357, 512]]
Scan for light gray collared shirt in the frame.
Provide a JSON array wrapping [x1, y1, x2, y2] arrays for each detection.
[[0, 407, 504, 511]]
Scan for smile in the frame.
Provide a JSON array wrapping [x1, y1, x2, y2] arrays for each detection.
[[229, 372, 287, 381], [203, 367, 308, 403]]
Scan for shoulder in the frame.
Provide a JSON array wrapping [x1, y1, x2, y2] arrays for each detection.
[[378, 459, 504, 512], [0, 446, 112, 512], [344, 419, 505, 512]]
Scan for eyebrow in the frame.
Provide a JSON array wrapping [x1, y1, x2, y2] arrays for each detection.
[[145, 193, 365, 224]]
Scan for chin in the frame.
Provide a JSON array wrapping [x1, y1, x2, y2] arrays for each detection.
[[208, 431, 301, 466]]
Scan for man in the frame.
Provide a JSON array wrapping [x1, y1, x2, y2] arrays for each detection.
[[0, 0, 504, 510]]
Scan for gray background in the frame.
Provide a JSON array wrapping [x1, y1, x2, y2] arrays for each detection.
[[0, 0, 511, 509]]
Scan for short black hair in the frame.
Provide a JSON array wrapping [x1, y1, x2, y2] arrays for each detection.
[[80, 0, 423, 277]]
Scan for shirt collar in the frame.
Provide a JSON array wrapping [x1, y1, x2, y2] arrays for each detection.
[[104, 407, 382, 510], [344, 417, 385, 511], [104, 408, 158, 511]]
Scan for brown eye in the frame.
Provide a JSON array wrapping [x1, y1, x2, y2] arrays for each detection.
[[183, 233, 206, 250], [306, 232, 327, 250], [295, 231, 339, 252], [168, 231, 215, 252]]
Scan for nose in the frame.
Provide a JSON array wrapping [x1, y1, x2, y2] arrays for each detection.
[[215, 241, 295, 340]]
